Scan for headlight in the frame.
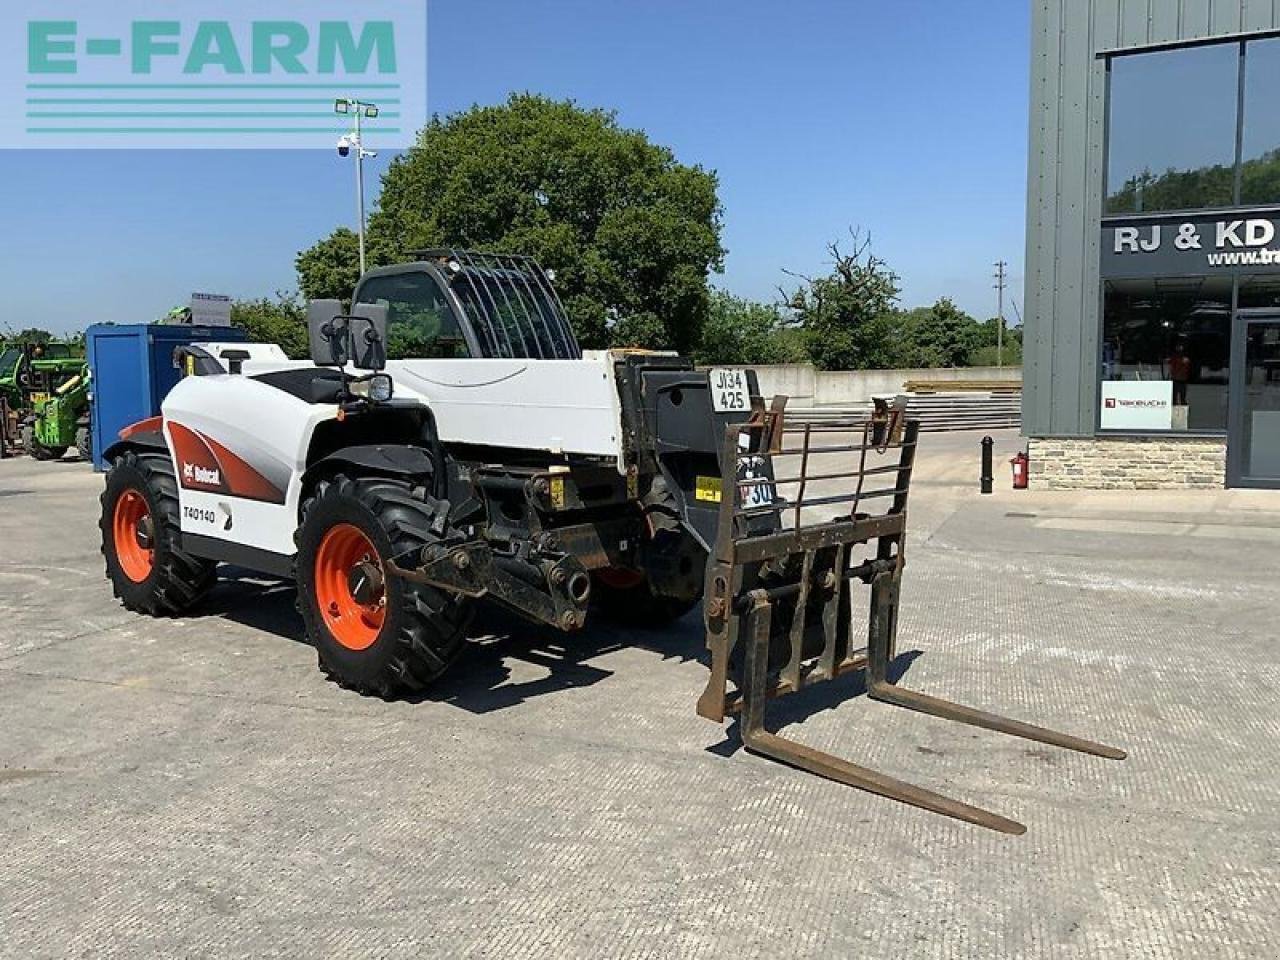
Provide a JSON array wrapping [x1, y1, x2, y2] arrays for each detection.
[[366, 374, 393, 402]]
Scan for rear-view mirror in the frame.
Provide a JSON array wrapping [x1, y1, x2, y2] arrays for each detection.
[[348, 303, 388, 371], [306, 299, 349, 367]]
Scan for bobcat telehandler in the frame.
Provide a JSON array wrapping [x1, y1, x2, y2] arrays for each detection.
[[98, 249, 1124, 834]]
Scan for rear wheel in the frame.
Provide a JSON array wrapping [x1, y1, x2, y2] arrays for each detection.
[[100, 450, 216, 614], [295, 475, 474, 699], [23, 424, 66, 461], [593, 529, 705, 627]]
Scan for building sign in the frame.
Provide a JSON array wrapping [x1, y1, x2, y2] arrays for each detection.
[[190, 292, 232, 326], [1102, 214, 1280, 277], [1100, 381, 1173, 431]]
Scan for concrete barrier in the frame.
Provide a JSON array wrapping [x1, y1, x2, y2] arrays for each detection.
[[748, 365, 1022, 408], [742, 363, 815, 406]]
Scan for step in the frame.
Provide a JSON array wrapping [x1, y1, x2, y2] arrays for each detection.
[[792, 392, 1023, 433]]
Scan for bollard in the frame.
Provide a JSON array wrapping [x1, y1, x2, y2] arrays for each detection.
[[980, 435, 994, 494]]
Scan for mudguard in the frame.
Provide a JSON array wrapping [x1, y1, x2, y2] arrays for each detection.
[[305, 444, 436, 486], [101, 416, 168, 463]]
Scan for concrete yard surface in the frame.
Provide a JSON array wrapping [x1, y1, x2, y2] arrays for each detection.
[[1, 431, 1277, 958]]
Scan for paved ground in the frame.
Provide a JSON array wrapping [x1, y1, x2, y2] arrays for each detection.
[[1, 431, 1277, 959]]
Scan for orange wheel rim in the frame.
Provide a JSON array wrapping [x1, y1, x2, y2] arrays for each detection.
[[596, 567, 645, 590], [314, 523, 386, 651], [112, 490, 154, 583]]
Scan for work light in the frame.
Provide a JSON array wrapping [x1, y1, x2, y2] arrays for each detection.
[[367, 374, 393, 403]]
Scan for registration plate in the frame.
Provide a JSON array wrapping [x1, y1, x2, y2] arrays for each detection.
[[708, 368, 749, 413]]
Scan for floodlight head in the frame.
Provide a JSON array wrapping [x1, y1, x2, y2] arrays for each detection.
[[365, 105, 379, 119], [335, 99, 351, 115]]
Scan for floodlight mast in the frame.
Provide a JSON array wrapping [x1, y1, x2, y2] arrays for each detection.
[[334, 98, 380, 275]]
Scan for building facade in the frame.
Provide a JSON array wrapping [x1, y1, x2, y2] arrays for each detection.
[[1025, 0, 1280, 489]]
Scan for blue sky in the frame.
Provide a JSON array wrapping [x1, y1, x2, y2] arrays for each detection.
[[1, 0, 1031, 335]]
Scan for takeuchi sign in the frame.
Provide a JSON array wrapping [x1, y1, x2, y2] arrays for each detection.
[[1101, 213, 1280, 277]]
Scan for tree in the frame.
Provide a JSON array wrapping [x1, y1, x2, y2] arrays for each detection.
[[231, 295, 309, 359], [905, 298, 978, 368], [694, 289, 806, 366], [297, 94, 725, 354], [782, 229, 901, 371], [7, 328, 54, 344], [969, 319, 1023, 367], [294, 229, 362, 303]]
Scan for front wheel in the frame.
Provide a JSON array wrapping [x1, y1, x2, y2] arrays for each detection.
[[23, 424, 66, 461], [295, 475, 474, 699], [100, 451, 216, 614]]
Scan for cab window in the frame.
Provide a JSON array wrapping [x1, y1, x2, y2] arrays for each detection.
[[355, 272, 470, 359]]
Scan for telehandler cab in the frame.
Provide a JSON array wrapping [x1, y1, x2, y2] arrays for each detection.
[[99, 249, 1123, 833]]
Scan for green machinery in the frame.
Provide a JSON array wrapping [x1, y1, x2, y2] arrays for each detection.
[[24, 362, 92, 461], [0, 342, 89, 460]]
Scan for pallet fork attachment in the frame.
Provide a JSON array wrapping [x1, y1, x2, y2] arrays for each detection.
[[696, 403, 1126, 835]]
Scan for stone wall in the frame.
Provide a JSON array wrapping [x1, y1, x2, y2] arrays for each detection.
[[1028, 436, 1227, 490]]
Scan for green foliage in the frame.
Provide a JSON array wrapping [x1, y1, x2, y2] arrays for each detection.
[[1105, 148, 1280, 213], [610, 311, 668, 351], [7, 328, 54, 344], [385, 303, 455, 359], [889, 298, 979, 368], [1241, 149, 1280, 204], [779, 231, 1023, 371], [295, 229, 363, 303], [969, 321, 1023, 367], [231, 295, 309, 359], [694, 289, 806, 366], [1106, 164, 1234, 214], [783, 230, 903, 371], [297, 94, 725, 354]]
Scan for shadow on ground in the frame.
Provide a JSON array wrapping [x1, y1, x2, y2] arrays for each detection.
[[710, 648, 923, 758], [196, 569, 924, 754]]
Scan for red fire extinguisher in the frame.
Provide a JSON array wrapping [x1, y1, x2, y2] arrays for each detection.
[[1011, 451, 1029, 490]]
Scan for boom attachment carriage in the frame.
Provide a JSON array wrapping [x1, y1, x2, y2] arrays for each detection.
[[698, 402, 1126, 834]]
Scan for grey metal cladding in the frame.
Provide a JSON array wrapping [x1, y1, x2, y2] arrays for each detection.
[[1023, 0, 1280, 437]]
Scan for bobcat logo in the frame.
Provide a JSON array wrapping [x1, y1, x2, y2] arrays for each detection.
[[182, 462, 222, 486]]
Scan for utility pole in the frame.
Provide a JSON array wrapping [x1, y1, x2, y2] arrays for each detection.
[[334, 98, 380, 276], [993, 260, 1008, 369]]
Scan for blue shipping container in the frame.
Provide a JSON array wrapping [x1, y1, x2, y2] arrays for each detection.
[[86, 324, 246, 471]]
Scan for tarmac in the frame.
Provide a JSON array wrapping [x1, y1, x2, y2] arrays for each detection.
[[1, 429, 1277, 958]]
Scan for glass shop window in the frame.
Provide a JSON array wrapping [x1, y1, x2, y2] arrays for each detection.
[[1101, 278, 1232, 432]]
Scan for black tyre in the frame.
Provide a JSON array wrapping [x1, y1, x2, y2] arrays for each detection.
[[23, 424, 67, 461], [100, 450, 217, 615], [593, 529, 705, 628], [76, 425, 92, 462], [593, 573, 701, 626], [295, 475, 474, 699]]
